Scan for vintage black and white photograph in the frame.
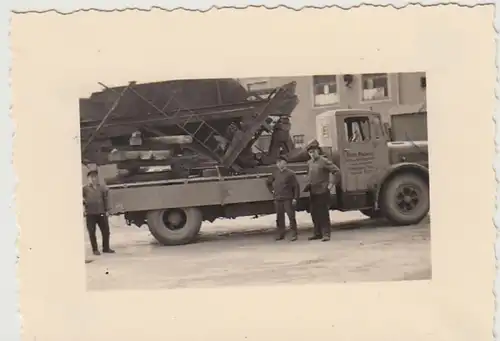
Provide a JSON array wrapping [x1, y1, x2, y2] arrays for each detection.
[[80, 72, 430, 290]]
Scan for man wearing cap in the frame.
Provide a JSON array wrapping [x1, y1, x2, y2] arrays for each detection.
[[82, 169, 115, 255], [303, 139, 340, 242], [266, 155, 301, 241]]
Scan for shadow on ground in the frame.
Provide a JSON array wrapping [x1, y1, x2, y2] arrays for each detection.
[[146, 216, 429, 247]]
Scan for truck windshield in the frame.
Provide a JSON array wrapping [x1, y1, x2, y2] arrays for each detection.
[[344, 117, 371, 142]]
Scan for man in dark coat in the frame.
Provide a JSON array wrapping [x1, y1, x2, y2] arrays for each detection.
[[83, 169, 115, 255], [303, 140, 340, 242], [267, 117, 294, 158], [266, 155, 301, 241]]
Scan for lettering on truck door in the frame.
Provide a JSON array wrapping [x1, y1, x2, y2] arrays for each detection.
[[336, 114, 379, 192]]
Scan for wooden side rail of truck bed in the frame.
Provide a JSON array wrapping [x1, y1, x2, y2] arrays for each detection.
[[107, 168, 311, 215]]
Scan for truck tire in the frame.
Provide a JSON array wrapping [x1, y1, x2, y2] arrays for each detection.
[[380, 172, 429, 225], [146, 207, 203, 246], [360, 208, 383, 219]]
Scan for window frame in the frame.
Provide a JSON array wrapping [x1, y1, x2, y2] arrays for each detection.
[[359, 73, 392, 104], [312, 75, 341, 108], [292, 134, 305, 148], [246, 78, 271, 92]]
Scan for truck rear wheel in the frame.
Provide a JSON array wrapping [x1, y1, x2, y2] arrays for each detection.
[[380, 173, 429, 225], [146, 207, 202, 246]]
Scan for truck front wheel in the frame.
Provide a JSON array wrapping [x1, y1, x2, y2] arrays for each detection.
[[146, 207, 202, 246], [380, 173, 429, 225]]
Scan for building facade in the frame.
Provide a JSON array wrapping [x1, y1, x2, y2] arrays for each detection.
[[239, 72, 427, 147]]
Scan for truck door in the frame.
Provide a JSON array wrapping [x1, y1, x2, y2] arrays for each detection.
[[335, 113, 389, 207], [370, 113, 390, 174]]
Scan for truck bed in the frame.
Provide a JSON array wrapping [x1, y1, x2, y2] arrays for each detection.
[[107, 163, 311, 214]]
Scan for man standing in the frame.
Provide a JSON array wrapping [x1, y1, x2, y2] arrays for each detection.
[[83, 169, 115, 255], [266, 155, 301, 241], [303, 140, 340, 242]]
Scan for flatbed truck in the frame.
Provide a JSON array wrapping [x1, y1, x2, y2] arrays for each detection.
[[106, 109, 430, 246]]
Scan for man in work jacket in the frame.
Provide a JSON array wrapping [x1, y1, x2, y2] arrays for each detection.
[[303, 139, 340, 242], [266, 155, 301, 241], [82, 169, 115, 255]]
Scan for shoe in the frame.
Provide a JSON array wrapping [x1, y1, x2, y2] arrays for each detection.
[[321, 236, 331, 242], [103, 249, 115, 253], [290, 234, 298, 242], [93, 250, 101, 256], [308, 235, 322, 241]]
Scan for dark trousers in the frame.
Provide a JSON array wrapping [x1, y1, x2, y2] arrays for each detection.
[[309, 192, 331, 237], [275, 199, 298, 236], [86, 214, 111, 251]]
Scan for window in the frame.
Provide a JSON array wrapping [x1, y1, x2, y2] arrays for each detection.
[[313, 75, 339, 107], [245, 78, 271, 92], [293, 134, 305, 148], [321, 125, 329, 139], [244, 78, 272, 100], [420, 76, 427, 89], [361, 73, 390, 101], [344, 117, 371, 143]]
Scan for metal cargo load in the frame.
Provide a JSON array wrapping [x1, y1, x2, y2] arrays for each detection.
[[79, 78, 302, 184]]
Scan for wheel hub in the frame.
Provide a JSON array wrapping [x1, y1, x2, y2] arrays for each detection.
[[162, 209, 187, 231], [395, 185, 420, 213], [168, 212, 182, 225]]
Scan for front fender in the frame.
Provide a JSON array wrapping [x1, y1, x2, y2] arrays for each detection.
[[372, 162, 429, 209]]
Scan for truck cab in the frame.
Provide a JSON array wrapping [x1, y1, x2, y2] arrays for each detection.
[[316, 109, 429, 223]]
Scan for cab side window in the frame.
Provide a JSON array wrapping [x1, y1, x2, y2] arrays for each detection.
[[344, 116, 371, 143]]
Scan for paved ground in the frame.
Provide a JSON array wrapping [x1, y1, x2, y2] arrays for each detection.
[[84, 211, 431, 291]]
